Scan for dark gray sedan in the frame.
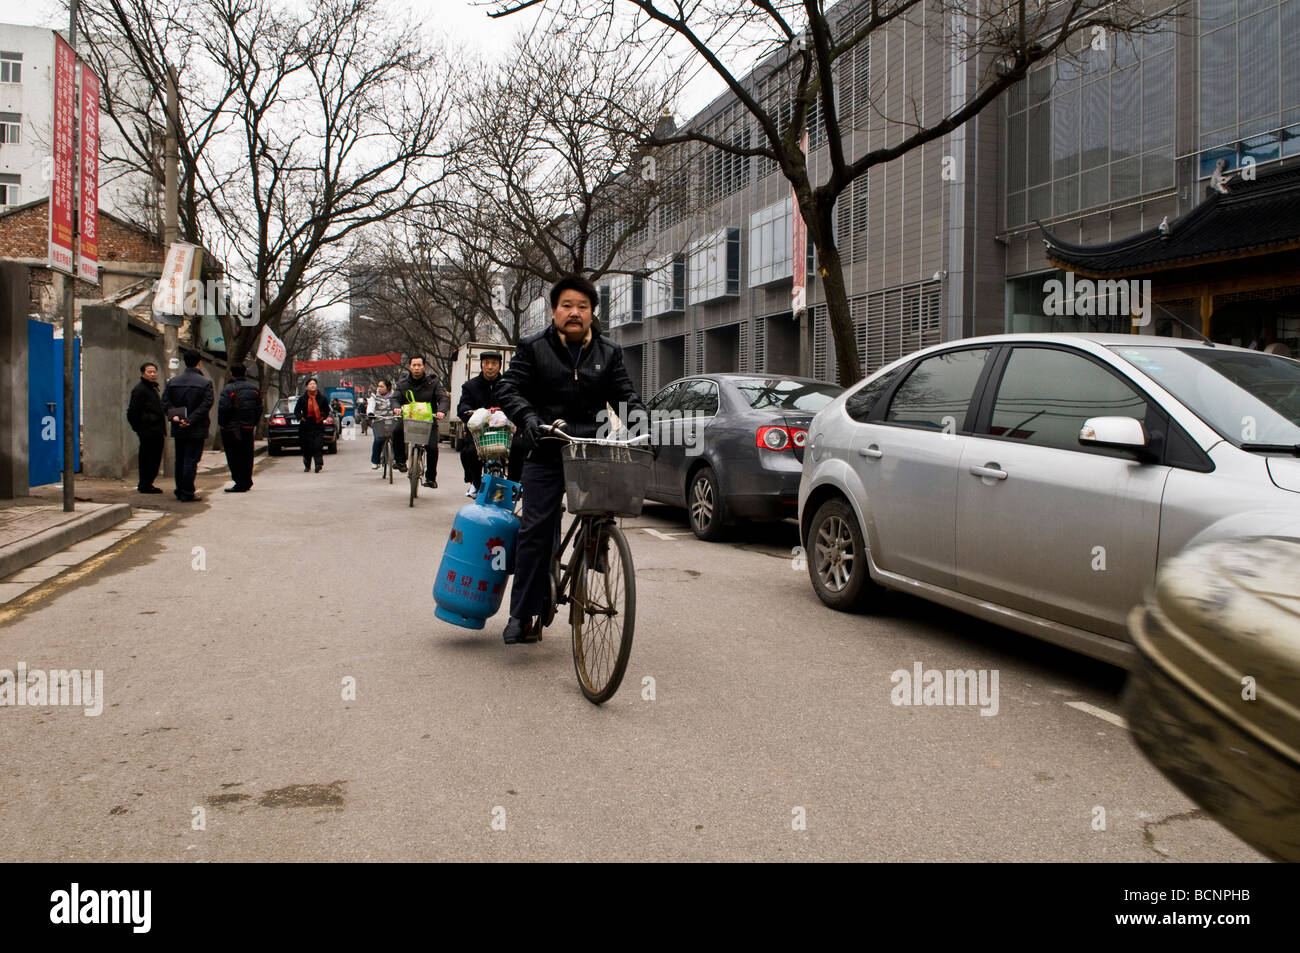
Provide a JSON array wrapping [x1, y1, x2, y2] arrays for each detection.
[[644, 375, 843, 540]]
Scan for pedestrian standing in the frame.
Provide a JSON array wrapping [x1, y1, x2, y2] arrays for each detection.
[[217, 363, 262, 493], [161, 350, 215, 502], [127, 361, 165, 493], [296, 378, 330, 473]]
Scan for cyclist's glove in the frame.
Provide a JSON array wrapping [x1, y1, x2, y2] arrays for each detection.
[[522, 416, 544, 448]]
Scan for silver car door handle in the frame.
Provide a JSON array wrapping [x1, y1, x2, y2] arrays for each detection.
[[969, 465, 1007, 480], [858, 445, 883, 459]]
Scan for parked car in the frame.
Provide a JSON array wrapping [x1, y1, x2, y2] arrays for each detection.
[[798, 333, 1300, 668], [265, 397, 338, 456], [644, 374, 843, 540]]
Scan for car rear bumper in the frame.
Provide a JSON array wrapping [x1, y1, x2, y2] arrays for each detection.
[[723, 458, 802, 520]]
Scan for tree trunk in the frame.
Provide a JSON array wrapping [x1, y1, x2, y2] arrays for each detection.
[[805, 222, 862, 386]]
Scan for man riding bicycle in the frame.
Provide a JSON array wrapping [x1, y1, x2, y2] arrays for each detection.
[[496, 275, 646, 645], [392, 355, 449, 486]]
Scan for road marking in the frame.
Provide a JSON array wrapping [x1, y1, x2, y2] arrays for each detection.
[[642, 529, 690, 540], [1066, 700, 1128, 729]]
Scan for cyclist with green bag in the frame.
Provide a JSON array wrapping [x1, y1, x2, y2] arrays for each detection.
[[391, 355, 449, 488]]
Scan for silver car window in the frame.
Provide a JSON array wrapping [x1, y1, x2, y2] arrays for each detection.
[[884, 348, 990, 430], [989, 348, 1149, 452]]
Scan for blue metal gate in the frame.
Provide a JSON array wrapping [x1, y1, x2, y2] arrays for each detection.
[[27, 319, 80, 487]]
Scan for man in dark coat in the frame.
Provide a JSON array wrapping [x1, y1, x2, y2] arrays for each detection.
[[126, 361, 165, 493], [391, 355, 449, 488], [161, 350, 215, 502], [217, 363, 262, 492], [495, 275, 646, 645], [457, 350, 524, 496]]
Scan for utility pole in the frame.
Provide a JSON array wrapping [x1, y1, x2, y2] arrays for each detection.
[[61, 0, 79, 512], [161, 62, 180, 476]]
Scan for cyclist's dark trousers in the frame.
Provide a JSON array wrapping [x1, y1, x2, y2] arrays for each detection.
[[392, 422, 406, 465], [371, 430, 387, 466], [300, 425, 324, 469], [509, 460, 565, 620], [222, 427, 255, 488], [461, 441, 524, 489]]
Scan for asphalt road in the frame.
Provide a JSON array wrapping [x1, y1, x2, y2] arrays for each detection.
[[0, 430, 1265, 861]]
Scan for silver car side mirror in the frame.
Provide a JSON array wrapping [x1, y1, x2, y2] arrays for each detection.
[[1079, 416, 1147, 449]]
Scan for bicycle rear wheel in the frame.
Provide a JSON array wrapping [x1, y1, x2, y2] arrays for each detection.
[[571, 520, 635, 704]]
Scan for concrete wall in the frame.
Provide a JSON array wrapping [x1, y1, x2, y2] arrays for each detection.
[[0, 262, 30, 498], [81, 304, 164, 480]]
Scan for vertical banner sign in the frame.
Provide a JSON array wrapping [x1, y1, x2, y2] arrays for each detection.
[[255, 324, 287, 370], [152, 242, 202, 324], [77, 63, 100, 285], [791, 131, 809, 319], [48, 33, 76, 275]]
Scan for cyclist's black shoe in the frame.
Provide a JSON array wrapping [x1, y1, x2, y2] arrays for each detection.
[[423, 478, 437, 489], [395, 463, 408, 472], [503, 616, 540, 645]]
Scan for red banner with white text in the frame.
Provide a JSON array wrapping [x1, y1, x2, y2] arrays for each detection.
[[47, 33, 75, 275], [293, 353, 403, 373], [77, 62, 100, 285]]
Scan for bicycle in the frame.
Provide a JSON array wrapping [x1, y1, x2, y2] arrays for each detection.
[[535, 422, 653, 705], [371, 414, 398, 484], [405, 417, 434, 507]]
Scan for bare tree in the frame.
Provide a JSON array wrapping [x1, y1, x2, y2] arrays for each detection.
[[491, 0, 1181, 384]]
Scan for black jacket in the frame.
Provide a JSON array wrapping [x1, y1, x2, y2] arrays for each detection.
[[161, 367, 215, 439], [127, 379, 165, 437], [392, 372, 449, 414], [457, 372, 509, 423], [294, 392, 331, 429], [497, 324, 645, 466], [218, 378, 262, 429]]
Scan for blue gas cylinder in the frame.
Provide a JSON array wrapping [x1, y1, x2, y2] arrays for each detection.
[[433, 474, 522, 629]]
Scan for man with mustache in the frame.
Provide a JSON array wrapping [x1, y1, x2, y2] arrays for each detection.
[[495, 275, 646, 645]]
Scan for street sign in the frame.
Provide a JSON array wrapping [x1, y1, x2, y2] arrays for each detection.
[[152, 242, 202, 323], [47, 32, 76, 275], [77, 61, 100, 285], [256, 324, 287, 370]]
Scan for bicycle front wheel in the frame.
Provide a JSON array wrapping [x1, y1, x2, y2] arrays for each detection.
[[409, 449, 421, 506], [571, 520, 635, 705], [383, 440, 392, 483]]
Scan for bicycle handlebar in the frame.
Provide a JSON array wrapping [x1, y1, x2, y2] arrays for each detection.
[[540, 421, 652, 448]]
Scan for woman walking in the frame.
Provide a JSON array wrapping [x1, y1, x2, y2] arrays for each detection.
[[295, 378, 331, 473]]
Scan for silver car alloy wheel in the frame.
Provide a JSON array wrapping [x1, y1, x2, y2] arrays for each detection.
[[690, 475, 714, 529], [815, 516, 855, 592]]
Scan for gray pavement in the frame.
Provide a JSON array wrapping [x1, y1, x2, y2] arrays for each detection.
[[0, 432, 1266, 861]]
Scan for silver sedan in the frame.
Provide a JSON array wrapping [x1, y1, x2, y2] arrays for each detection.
[[798, 333, 1300, 667]]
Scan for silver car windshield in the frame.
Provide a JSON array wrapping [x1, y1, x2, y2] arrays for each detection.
[[733, 378, 843, 412], [1110, 346, 1300, 446]]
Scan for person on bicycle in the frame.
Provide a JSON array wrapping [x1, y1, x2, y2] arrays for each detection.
[[496, 275, 646, 645], [457, 350, 525, 497], [367, 379, 396, 469], [391, 355, 448, 487]]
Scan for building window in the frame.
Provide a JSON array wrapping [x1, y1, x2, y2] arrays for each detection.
[[524, 295, 549, 335], [1005, 18, 1175, 226], [607, 273, 643, 327], [0, 173, 19, 207], [700, 111, 751, 207], [1198, 0, 1300, 176], [688, 227, 741, 304], [645, 255, 685, 316], [749, 198, 793, 286], [0, 52, 20, 85], [0, 113, 19, 144]]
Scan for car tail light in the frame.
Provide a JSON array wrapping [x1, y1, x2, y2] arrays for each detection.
[[757, 426, 791, 451], [325, 416, 334, 425], [270, 416, 286, 425], [790, 428, 807, 449]]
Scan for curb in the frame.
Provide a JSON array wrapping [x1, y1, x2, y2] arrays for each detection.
[[0, 503, 134, 580]]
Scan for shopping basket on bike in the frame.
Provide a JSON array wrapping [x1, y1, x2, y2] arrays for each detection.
[[471, 425, 513, 460], [371, 416, 399, 439], [562, 442, 653, 517], [404, 417, 435, 445]]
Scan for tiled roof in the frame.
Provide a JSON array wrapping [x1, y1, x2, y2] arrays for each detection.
[[1041, 161, 1300, 276]]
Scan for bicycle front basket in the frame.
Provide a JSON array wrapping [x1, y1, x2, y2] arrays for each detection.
[[472, 425, 513, 460], [404, 418, 434, 445], [371, 416, 398, 439], [562, 442, 653, 517]]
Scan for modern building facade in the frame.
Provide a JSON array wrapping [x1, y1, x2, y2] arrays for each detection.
[[541, 0, 1297, 398]]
